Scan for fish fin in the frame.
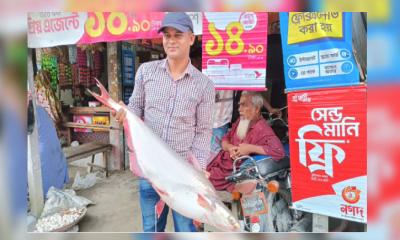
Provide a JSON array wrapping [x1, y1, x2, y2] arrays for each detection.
[[155, 200, 166, 219], [152, 184, 167, 218], [197, 194, 215, 211], [124, 121, 144, 178], [193, 220, 202, 229], [153, 185, 169, 197], [188, 152, 202, 171]]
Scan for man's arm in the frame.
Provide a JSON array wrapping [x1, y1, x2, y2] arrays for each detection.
[[127, 64, 145, 118], [263, 98, 280, 116], [222, 140, 235, 152], [238, 144, 266, 155], [191, 81, 215, 170], [222, 139, 241, 160], [238, 134, 285, 160]]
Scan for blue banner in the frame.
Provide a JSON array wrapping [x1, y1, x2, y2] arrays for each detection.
[[280, 12, 360, 91], [368, 0, 400, 84]]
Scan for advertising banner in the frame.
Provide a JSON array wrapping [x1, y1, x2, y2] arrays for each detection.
[[280, 12, 360, 91], [202, 12, 268, 90], [288, 86, 367, 223]]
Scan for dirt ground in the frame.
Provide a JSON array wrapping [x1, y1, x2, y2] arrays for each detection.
[[57, 155, 365, 233], [67, 156, 174, 232]]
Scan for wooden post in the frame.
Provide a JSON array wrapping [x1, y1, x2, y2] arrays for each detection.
[[27, 49, 44, 217], [107, 42, 124, 170]]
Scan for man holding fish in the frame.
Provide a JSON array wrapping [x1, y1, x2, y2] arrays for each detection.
[[113, 12, 215, 232]]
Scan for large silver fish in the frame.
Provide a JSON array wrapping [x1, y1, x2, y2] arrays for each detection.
[[88, 79, 240, 232]]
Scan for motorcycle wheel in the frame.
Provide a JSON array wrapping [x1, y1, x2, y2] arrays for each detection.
[[265, 189, 312, 232]]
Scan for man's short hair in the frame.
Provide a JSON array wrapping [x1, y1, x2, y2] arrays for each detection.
[[241, 91, 264, 109]]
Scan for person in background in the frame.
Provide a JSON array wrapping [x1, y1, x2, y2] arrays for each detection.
[[207, 91, 285, 192], [210, 90, 234, 159], [231, 91, 281, 123]]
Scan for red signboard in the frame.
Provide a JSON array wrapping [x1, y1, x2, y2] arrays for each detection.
[[288, 86, 367, 223], [368, 85, 400, 222]]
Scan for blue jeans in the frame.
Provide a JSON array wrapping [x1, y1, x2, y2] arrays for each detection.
[[139, 179, 197, 232], [211, 123, 230, 154]]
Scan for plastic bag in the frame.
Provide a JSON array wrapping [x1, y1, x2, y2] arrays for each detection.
[[40, 187, 93, 218], [72, 172, 98, 190]]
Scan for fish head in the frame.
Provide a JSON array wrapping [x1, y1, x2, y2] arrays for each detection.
[[206, 200, 241, 232]]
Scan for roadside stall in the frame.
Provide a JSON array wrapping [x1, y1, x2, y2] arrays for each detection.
[[27, 11, 366, 232]]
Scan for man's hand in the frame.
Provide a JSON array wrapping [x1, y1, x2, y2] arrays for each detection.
[[203, 170, 210, 179], [237, 143, 255, 156], [111, 101, 127, 125], [228, 146, 240, 160], [269, 108, 282, 118]]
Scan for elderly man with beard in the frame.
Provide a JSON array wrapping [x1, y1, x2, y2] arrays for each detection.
[[206, 91, 285, 192]]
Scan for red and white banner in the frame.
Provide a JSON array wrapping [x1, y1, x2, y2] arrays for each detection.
[[202, 12, 267, 90], [368, 85, 400, 223], [28, 12, 202, 48], [288, 86, 367, 223]]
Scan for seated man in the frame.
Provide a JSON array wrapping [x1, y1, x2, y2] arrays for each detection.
[[206, 91, 285, 192]]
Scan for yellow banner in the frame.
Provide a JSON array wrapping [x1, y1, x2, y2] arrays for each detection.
[[93, 116, 110, 132], [324, 0, 388, 22], [288, 12, 343, 45]]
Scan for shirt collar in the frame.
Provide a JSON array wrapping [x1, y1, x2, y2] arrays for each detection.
[[160, 58, 194, 78], [249, 116, 263, 130]]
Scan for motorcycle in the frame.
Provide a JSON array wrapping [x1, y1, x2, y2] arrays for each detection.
[[225, 113, 312, 232]]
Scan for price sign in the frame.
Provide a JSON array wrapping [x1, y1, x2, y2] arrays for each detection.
[[202, 12, 268, 90], [79, 12, 165, 43]]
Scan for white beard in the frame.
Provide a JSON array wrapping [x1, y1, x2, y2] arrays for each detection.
[[236, 118, 250, 140]]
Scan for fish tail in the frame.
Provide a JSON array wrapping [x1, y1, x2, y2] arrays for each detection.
[[87, 78, 119, 110]]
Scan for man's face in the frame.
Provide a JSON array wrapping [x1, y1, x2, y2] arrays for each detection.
[[238, 95, 259, 121], [162, 27, 195, 60]]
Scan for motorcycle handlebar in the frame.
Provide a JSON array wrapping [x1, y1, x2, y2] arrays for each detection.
[[232, 155, 256, 174], [227, 155, 262, 182], [225, 171, 243, 181]]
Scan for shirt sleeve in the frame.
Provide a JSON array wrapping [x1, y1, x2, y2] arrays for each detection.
[[191, 80, 215, 170], [257, 130, 286, 160], [127, 64, 145, 118]]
